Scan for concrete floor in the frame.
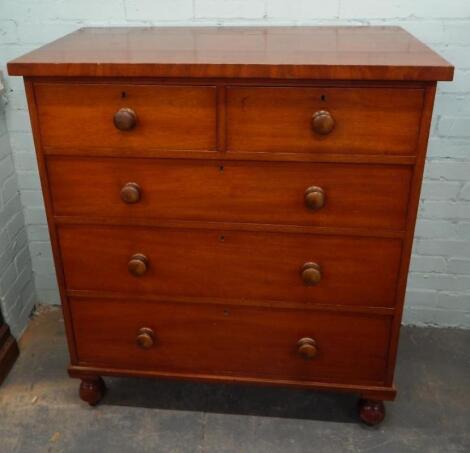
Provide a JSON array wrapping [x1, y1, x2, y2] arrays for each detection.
[[0, 307, 469, 453]]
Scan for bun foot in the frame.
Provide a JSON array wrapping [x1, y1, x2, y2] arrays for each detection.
[[357, 398, 385, 426], [79, 376, 106, 406]]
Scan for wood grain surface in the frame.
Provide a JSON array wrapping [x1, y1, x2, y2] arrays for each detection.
[[58, 225, 402, 308], [10, 26, 452, 407], [8, 27, 453, 81], [47, 157, 412, 230], [227, 86, 424, 155], [70, 297, 391, 384], [35, 83, 217, 150]]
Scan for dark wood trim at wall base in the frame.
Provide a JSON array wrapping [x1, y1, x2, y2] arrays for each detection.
[[0, 324, 19, 385]]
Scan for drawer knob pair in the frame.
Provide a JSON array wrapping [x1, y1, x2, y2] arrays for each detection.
[[311, 110, 335, 135], [301, 262, 322, 286], [136, 328, 318, 359], [128, 255, 320, 284], [297, 337, 318, 360], [114, 108, 334, 135], [136, 327, 155, 349], [128, 253, 148, 277], [114, 107, 137, 131], [304, 186, 325, 211], [121, 184, 325, 212], [121, 182, 141, 204]]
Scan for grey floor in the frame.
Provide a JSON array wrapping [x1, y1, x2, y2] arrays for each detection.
[[0, 307, 469, 453]]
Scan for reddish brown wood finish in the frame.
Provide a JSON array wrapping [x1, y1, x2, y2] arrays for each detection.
[[227, 86, 424, 155], [69, 364, 397, 401], [35, 83, 217, 151], [0, 323, 19, 386], [357, 398, 386, 426], [23, 79, 81, 365], [8, 27, 453, 417], [46, 157, 412, 231], [70, 298, 391, 385], [384, 85, 438, 385], [7, 27, 453, 81], [79, 376, 106, 406], [58, 225, 402, 308]]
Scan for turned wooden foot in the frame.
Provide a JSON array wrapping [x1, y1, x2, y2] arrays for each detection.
[[79, 376, 106, 406], [357, 398, 386, 426]]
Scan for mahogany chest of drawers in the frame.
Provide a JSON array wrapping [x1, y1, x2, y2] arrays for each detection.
[[8, 26, 453, 425]]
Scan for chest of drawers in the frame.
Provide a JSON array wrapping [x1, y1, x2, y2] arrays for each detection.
[[8, 26, 453, 425]]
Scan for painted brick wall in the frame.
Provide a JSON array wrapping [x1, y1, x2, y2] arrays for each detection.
[[0, 88, 35, 338], [0, 1, 469, 328]]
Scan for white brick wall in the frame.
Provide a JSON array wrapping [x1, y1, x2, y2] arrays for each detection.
[[0, 1, 469, 328], [0, 91, 35, 338]]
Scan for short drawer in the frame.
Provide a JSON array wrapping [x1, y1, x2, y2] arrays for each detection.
[[71, 298, 391, 384], [226, 86, 423, 155], [35, 83, 217, 151], [59, 225, 402, 307], [48, 157, 411, 231]]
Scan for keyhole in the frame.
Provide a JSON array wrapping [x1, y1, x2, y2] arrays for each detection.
[[320, 94, 326, 101], [121, 91, 127, 98], [219, 165, 224, 172], [219, 235, 225, 242]]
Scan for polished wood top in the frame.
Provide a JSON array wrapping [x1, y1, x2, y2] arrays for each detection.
[[8, 26, 453, 81]]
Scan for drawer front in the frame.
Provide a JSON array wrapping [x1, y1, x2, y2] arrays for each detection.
[[227, 86, 423, 155], [48, 157, 411, 230], [59, 226, 402, 307], [71, 298, 391, 384], [35, 83, 217, 151]]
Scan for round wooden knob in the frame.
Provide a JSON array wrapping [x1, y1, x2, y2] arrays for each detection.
[[297, 337, 318, 360], [312, 110, 335, 135], [113, 108, 137, 131], [136, 327, 155, 349], [305, 186, 325, 211], [301, 262, 322, 286], [120, 182, 141, 204], [128, 253, 148, 277]]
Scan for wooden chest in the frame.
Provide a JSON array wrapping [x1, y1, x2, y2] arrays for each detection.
[[8, 26, 453, 425]]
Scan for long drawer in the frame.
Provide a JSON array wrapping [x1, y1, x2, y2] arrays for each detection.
[[227, 86, 424, 155], [59, 225, 402, 307], [47, 157, 411, 231], [35, 83, 217, 151], [70, 298, 391, 384]]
